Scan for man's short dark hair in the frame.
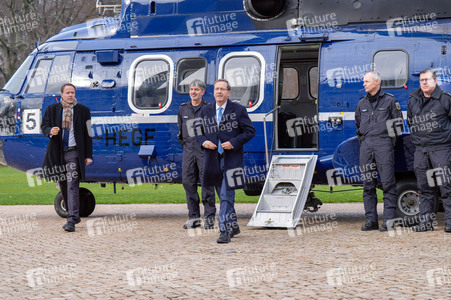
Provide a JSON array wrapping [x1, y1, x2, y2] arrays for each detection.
[[61, 83, 76, 94], [190, 79, 206, 91], [420, 69, 437, 80], [214, 79, 231, 91]]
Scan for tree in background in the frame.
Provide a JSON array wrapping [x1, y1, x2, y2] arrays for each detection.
[[0, 0, 99, 87]]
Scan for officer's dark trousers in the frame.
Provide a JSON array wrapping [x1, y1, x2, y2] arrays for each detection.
[[60, 149, 80, 224], [360, 137, 398, 222], [183, 183, 216, 221], [182, 152, 216, 222], [414, 149, 451, 224]]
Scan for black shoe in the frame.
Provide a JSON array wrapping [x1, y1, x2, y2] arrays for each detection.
[[444, 224, 451, 233], [63, 222, 75, 232], [217, 232, 231, 244], [412, 222, 434, 232], [183, 219, 201, 229], [204, 223, 215, 230], [204, 219, 215, 230], [230, 225, 241, 238], [379, 221, 393, 232], [361, 221, 379, 231]]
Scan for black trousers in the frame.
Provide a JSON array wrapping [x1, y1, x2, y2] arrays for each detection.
[[182, 150, 216, 221], [414, 149, 451, 224], [359, 137, 398, 222]]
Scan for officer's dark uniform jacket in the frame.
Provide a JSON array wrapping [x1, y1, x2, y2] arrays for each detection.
[[178, 101, 208, 151], [177, 100, 209, 184], [407, 86, 451, 152], [355, 90, 403, 140]]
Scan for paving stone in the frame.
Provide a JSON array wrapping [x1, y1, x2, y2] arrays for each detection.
[[0, 203, 449, 299]]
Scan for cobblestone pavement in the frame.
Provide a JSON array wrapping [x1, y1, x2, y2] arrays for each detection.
[[0, 203, 449, 299]]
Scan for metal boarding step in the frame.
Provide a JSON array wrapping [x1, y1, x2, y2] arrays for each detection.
[[247, 155, 318, 228]]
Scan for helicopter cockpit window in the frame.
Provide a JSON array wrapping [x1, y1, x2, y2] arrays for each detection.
[[133, 59, 170, 109], [24, 59, 52, 94], [373, 50, 408, 88], [175, 58, 207, 94], [221, 54, 264, 109], [46, 56, 71, 94], [2, 55, 34, 94]]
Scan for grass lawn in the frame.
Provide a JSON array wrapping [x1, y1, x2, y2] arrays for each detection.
[[0, 165, 373, 205]]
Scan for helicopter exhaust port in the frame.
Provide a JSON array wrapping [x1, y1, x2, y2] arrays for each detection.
[[243, 0, 288, 21]]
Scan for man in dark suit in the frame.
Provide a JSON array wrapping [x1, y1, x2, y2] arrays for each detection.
[[196, 79, 255, 243], [41, 83, 93, 232]]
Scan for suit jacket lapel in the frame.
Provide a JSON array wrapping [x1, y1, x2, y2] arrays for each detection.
[[56, 104, 63, 129], [73, 105, 80, 130]]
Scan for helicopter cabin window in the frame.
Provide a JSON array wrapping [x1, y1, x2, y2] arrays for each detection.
[[373, 50, 408, 88], [281, 67, 299, 99], [175, 58, 207, 94], [132, 59, 170, 110], [46, 56, 71, 94], [309, 66, 318, 99], [24, 59, 52, 94], [221, 54, 264, 109]]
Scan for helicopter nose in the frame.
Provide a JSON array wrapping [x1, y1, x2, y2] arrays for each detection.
[[0, 139, 6, 166]]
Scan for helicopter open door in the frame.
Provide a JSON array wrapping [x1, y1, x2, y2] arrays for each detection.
[[276, 45, 320, 150]]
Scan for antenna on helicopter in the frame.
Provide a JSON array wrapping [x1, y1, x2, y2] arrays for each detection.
[[34, 38, 40, 51]]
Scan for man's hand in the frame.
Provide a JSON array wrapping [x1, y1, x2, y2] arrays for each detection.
[[203, 141, 217, 150], [221, 141, 233, 150], [50, 127, 60, 136], [85, 158, 93, 166]]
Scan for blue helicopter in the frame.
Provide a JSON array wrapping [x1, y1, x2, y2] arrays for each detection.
[[0, 0, 449, 221]]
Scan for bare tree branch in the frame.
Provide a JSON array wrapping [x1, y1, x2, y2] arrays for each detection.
[[0, 0, 99, 87]]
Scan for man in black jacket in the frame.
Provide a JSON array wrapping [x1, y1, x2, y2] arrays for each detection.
[[355, 71, 403, 232], [407, 69, 451, 233], [177, 80, 216, 230], [41, 83, 93, 232]]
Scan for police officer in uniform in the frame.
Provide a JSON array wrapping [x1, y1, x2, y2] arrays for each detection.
[[355, 71, 403, 231], [177, 79, 216, 229], [408, 69, 451, 233]]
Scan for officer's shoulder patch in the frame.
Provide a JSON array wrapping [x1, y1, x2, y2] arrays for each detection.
[[395, 102, 401, 111], [180, 101, 190, 106]]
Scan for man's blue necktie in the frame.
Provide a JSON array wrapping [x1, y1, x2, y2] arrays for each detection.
[[62, 129, 69, 151], [218, 107, 224, 154]]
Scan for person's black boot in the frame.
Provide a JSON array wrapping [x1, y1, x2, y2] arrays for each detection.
[[361, 220, 379, 231]]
